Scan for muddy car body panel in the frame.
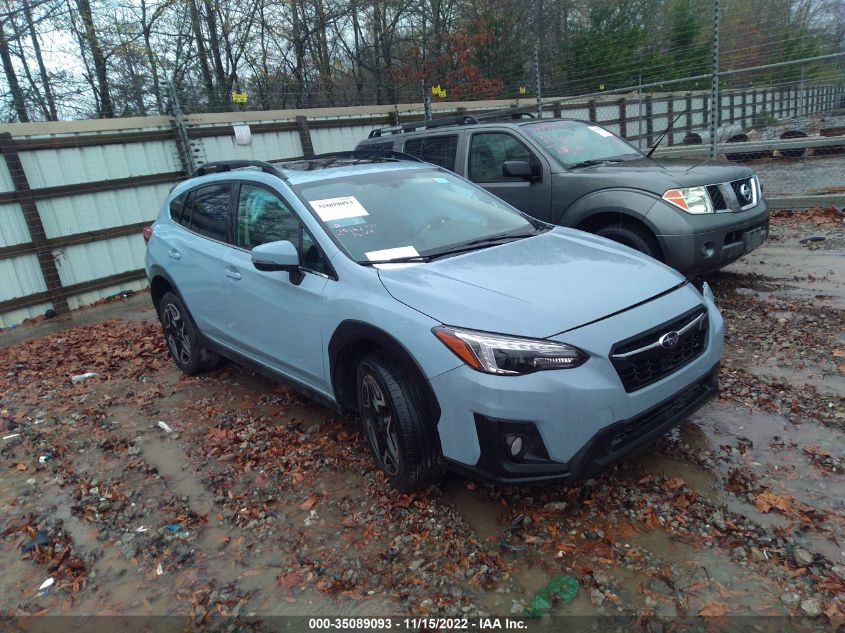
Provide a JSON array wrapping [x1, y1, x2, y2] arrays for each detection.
[[356, 118, 770, 276], [145, 157, 723, 489]]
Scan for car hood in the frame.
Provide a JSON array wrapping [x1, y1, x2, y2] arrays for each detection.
[[558, 158, 755, 192], [377, 228, 686, 339]]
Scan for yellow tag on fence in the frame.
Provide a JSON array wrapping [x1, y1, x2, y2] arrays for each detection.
[[231, 91, 248, 103], [519, 86, 526, 95]]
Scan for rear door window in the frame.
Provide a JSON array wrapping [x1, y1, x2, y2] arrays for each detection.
[[189, 184, 233, 242], [169, 192, 188, 225], [403, 135, 458, 171]]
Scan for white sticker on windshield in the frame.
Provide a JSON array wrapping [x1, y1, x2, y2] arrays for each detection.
[[588, 125, 614, 138], [365, 246, 421, 270], [311, 196, 370, 222]]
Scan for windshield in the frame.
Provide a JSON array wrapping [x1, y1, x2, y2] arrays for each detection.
[[524, 120, 641, 169], [295, 168, 541, 264]]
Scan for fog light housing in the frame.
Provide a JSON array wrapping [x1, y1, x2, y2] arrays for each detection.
[[701, 241, 715, 258], [505, 434, 525, 458]]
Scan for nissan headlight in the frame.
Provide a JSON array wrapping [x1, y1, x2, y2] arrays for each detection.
[[662, 187, 714, 214], [433, 326, 588, 375]]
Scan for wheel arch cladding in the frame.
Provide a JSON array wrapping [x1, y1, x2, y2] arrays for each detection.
[[576, 211, 664, 260], [559, 188, 660, 228], [149, 267, 177, 312], [328, 320, 441, 423]]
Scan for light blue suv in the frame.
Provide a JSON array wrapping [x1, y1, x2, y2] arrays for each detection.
[[144, 153, 724, 492]]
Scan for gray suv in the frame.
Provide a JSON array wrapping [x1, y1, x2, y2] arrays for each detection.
[[356, 116, 770, 275]]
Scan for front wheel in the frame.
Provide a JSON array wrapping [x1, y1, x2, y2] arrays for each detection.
[[356, 354, 444, 492], [158, 291, 221, 375], [594, 223, 658, 259]]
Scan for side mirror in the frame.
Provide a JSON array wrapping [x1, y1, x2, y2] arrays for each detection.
[[502, 160, 538, 181], [251, 240, 300, 273]]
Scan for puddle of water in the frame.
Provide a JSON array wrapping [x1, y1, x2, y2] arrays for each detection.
[[626, 529, 783, 615], [746, 358, 845, 398], [690, 403, 845, 562], [441, 477, 504, 546]]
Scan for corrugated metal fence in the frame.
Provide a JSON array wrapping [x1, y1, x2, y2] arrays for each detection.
[[0, 86, 842, 327]]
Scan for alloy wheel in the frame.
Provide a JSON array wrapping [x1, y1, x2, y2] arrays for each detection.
[[162, 303, 191, 366], [360, 374, 400, 476]]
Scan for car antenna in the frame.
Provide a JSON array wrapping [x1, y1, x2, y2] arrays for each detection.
[[646, 109, 687, 159]]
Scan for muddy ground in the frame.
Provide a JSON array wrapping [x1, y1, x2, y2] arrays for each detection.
[[1, 209, 844, 627]]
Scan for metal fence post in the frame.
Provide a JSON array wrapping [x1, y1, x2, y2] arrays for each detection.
[[637, 74, 644, 149], [709, 0, 720, 160], [666, 95, 674, 146], [0, 132, 69, 315], [295, 115, 315, 158], [645, 95, 654, 147], [618, 98, 627, 138]]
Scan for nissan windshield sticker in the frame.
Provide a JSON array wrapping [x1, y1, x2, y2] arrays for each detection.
[[311, 196, 370, 222], [589, 125, 614, 137]]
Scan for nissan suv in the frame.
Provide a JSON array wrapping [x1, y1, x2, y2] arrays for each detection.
[[144, 154, 723, 491], [356, 116, 770, 276]]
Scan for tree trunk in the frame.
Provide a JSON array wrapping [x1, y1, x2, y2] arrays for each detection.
[[0, 20, 29, 122], [140, 0, 163, 113], [21, 0, 57, 120], [188, 0, 215, 99], [75, 0, 114, 117], [202, 0, 228, 93]]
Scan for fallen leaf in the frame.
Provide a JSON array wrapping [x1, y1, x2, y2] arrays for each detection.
[[698, 602, 728, 616]]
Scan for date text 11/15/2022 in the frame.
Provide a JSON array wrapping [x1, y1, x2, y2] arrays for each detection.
[[307, 617, 528, 630]]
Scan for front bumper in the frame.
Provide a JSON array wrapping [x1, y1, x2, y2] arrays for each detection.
[[454, 363, 718, 483], [655, 201, 770, 276], [429, 284, 724, 483]]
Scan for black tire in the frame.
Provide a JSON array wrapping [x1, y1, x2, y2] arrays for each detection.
[[158, 291, 221, 375], [356, 353, 444, 492], [594, 223, 658, 259]]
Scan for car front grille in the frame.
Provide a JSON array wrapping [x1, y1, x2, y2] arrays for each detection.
[[610, 308, 709, 393], [729, 177, 756, 209], [706, 185, 727, 211]]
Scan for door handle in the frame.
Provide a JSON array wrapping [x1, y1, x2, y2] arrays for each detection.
[[168, 249, 181, 260], [224, 268, 242, 280]]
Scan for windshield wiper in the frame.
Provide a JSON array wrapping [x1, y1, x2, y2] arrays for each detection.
[[357, 254, 431, 266], [568, 158, 624, 170], [425, 229, 540, 259], [358, 228, 541, 267]]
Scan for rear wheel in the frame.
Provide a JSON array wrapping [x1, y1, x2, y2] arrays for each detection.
[[357, 353, 444, 492], [159, 291, 221, 375], [594, 223, 658, 259]]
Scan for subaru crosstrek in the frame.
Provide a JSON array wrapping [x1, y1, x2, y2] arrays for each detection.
[[144, 153, 724, 492]]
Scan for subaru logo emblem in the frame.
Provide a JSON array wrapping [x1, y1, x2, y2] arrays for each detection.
[[659, 331, 681, 349], [739, 183, 752, 201]]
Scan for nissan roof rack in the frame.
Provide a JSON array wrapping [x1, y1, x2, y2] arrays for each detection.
[[190, 160, 288, 180], [367, 109, 535, 138], [308, 149, 424, 162]]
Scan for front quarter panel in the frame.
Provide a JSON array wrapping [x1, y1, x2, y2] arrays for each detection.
[[553, 184, 663, 230], [321, 254, 464, 390]]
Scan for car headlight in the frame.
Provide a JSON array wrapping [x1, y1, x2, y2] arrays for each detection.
[[662, 186, 714, 214], [433, 326, 588, 375]]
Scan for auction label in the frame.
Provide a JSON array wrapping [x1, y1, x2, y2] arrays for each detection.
[[311, 196, 370, 222]]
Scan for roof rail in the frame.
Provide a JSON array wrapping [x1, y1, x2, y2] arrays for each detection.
[[368, 114, 479, 138], [310, 149, 424, 163], [190, 160, 288, 179], [367, 109, 536, 138]]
